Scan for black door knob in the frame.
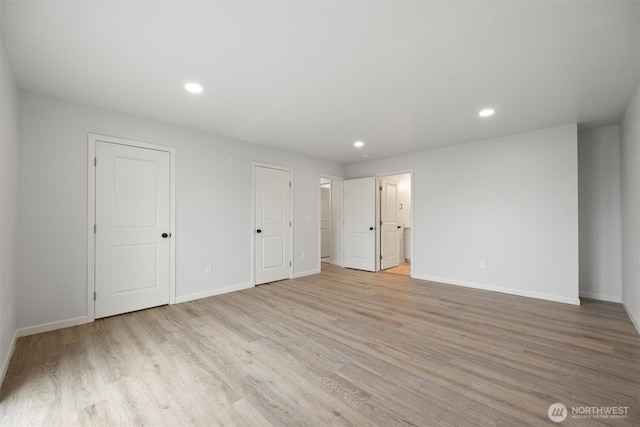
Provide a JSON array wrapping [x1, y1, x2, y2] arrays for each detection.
[[256, 229, 262, 233], [162, 233, 170, 238], [369, 227, 374, 231], [397, 225, 401, 229]]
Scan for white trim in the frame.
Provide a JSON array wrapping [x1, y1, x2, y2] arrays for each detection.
[[317, 178, 324, 272], [414, 274, 581, 305], [292, 269, 320, 279], [579, 291, 622, 303], [319, 173, 345, 181], [623, 303, 640, 335], [175, 282, 254, 304], [16, 316, 91, 338], [1, 329, 18, 386], [87, 133, 177, 322], [252, 162, 294, 285], [375, 176, 380, 271], [87, 139, 96, 322]]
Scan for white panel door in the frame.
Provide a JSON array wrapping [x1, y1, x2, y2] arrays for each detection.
[[95, 142, 171, 318], [380, 177, 400, 269], [320, 187, 331, 259], [255, 166, 291, 284], [343, 177, 376, 271]]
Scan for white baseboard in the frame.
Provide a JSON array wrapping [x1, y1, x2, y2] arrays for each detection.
[[175, 282, 254, 304], [1, 329, 18, 387], [413, 274, 581, 305], [622, 302, 640, 335], [292, 269, 320, 279], [579, 291, 622, 303], [16, 315, 92, 338]]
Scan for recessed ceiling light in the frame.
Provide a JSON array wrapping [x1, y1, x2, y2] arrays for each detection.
[[185, 82, 203, 94], [478, 108, 495, 117], [354, 141, 364, 148]]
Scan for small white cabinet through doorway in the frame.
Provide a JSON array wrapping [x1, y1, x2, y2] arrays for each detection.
[[404, 227, 412, 262]]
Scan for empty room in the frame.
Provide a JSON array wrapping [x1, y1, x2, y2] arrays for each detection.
[[0, 1, 639, 426]]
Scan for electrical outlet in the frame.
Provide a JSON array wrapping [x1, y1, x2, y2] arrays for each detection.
[[301, 252, 306, 260], [227, 158, 233, 167], [205, 264, 212, 274], [480, 261, 487, 270]]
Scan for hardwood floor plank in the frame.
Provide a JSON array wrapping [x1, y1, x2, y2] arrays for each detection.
[[1, 264, 638, 426]]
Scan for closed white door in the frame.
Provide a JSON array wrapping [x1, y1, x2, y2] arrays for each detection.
[[320, 186, 331, 259], [255, 166, 291, 284], [343, 177, 376, 271], [380, 177, 400, 269], [95, 141, 171, 318]]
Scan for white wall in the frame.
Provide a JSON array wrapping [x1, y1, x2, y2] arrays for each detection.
[[0, 32, 19, 381], [397, 173, 411, 228], [17, 91, 345, 331], [620, 83, 640, 333], [578, 126, 622, 302], [348, 124, 580, 304]]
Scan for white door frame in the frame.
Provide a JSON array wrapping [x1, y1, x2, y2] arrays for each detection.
[[318, 174, 344, 268], [251, 162, 293, 285], [375, 170, 414, 275], [87, 133, 177, 322]]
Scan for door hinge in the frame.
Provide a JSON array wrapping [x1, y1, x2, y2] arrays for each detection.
[[94, 157, 97, 167], [93, 292, 96, 301], [380, 220, 383, 226], [289, 182, 292, 188], [94, 224, 97, 234], [289, 261, 292, 267], [380, 255, 383, 260], [379, 186, 382, 191], [289, 221, 292, 227]]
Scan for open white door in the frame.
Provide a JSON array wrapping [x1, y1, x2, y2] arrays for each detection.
[[95, 141, 171, 318], [255, 165, 292, 284], [380, 176, 400, 270], [343, 177, 376, 271]]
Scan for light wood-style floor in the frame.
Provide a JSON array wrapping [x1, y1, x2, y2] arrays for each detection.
[[383, 261, 411, 276], [1, 264, 639, 426]]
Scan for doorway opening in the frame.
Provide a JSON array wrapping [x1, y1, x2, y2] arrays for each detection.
[[377, 172, 412, 276], [319, 176, 343, 270], [320, 178, 331, 264]]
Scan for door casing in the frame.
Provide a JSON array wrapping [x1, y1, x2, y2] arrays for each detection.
[[87, 133, 176, 322]]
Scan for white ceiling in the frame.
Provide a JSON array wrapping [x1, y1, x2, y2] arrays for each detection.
[[2, 1, 638, 164]]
